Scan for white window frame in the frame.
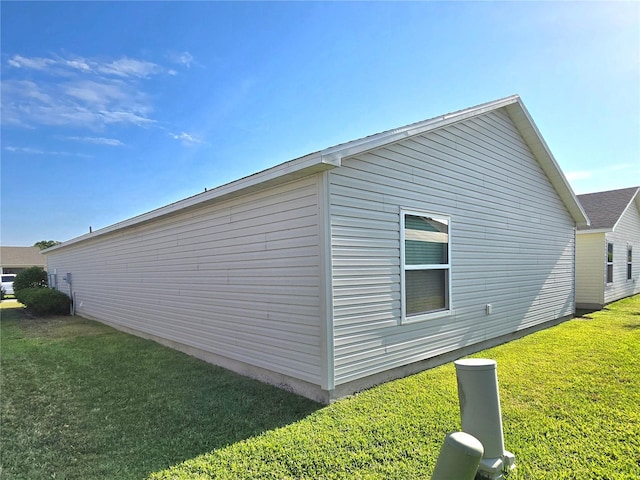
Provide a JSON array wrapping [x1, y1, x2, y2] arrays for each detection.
[[400, 208, 452, 324], [606, 242, 614, 284], [627, 244, 633, 281]]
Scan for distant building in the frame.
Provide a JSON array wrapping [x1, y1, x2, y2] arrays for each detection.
[[0, 246, 46, 275], [576, 186, 640, 310]]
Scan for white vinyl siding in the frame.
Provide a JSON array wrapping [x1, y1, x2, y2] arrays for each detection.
[[575, 233, 606, 307], [329, 109, 576, 385], [47, 175, 324, 384], [603, 200, 640, 304]]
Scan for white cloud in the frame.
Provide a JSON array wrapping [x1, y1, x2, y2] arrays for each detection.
[[3, 52, 194, 138], [62, 58, 92, 72], [65, 136, 125, 146], [169, 131, 202, 146], [2, 79, 153, 128], [4, 145, 92, 158], [168, 51, 195, 68], [566, 171, 593, 181], [2, 63, 156, 129], [99, 110, 156, 126], [5, 146, 46, 154], [63, 80, 131, 106], [6, 54, 165, 78], [610, 163, 637, 172], [9, 80, 54, 105], [567, 163, 637, 183], [96, 57, 164, 78], [7, 54, 55, 70]]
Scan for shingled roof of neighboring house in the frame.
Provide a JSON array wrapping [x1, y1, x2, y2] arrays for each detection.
[[0, 246, 46, 267], [577, 186, 640, 231]]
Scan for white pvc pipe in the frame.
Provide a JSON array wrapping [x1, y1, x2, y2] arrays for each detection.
[[431, 431, 484, 480], [454, 358, 515, 478], [455, 358, 504, 458]]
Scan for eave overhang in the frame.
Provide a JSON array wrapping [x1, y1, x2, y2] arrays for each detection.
[[45, 94, 589, 253]]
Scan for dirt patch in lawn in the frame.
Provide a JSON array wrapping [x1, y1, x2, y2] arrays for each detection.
[[2, 305, 112, 339]]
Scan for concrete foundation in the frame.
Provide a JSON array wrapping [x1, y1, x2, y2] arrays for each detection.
[[79, 311, 573, 404]]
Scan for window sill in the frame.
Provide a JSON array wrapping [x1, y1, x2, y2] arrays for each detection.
[[402, 309, 451, 324]]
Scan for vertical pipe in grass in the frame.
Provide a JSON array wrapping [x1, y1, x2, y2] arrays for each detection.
[[455, 358, 515, 479]]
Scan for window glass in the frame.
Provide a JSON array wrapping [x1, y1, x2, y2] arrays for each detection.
[[606, 242, 614, 283], [404, 215, 449, 265], [406, 269, 447, 315], [402, 211, 450, 321]]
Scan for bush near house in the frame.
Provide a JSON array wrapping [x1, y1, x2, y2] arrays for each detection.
[[13, 267, 70, 316], [12, 266, 48, 292], [15, 288, 71, 316]]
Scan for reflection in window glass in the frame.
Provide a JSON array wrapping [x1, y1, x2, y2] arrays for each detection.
[[607, 242, 614, 284], [402, 212, 450, 320]]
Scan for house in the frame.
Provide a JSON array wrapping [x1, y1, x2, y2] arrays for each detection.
[[575, 187, 640, 310], [44, 95, 589, 403], [0, 246, 46, 275]]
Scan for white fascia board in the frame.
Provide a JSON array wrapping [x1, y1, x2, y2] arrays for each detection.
[[45, 152, 336, 253], [505, 100, 590, 228], [320, 95, 522, 164], [577, 228, 612, 235]]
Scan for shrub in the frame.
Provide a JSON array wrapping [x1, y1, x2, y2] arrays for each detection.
[[15, 287, 38, 307], [13, 266, 48, 293], [16, 287, 71, 316]]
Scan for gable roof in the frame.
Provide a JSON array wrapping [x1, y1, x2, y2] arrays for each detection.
[[0, 246, 46, 267], [577, 186, 640, 232], [45, 95, 589, 253]]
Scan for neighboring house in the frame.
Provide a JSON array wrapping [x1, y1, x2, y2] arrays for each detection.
[[0, 246, 46, 275], [44, 95, 589, 403], [576, 187, 640, 310]]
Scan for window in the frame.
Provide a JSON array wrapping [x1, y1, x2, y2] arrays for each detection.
[[628, 245, 633, 281], [606, 242, 614, 284], [401, 210, 451, 322]]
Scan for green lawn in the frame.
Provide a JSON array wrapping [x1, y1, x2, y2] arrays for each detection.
[[2, 296, 639, 479], [0, 303, 320, 479]]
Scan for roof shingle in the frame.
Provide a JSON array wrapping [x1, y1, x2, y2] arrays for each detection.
[[577, 186, 639, 231], [0, 246, 46, 267]]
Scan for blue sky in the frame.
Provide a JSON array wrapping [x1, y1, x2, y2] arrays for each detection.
[[1, 1, 639, 246]]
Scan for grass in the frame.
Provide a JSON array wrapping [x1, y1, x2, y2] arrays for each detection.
[[1, 296, 639, 479], [0, 303, 321, 479]]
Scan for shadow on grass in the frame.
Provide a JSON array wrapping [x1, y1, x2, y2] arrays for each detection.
[[1, 307, 323, 479], [575, 308, 600, 318]]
